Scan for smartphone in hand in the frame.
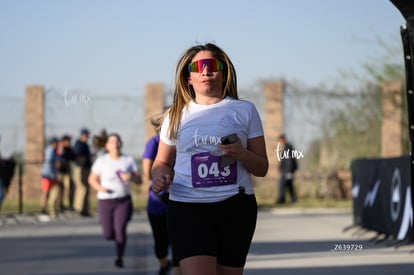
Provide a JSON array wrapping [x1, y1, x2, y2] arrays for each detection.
[[220, 133, 238, 145], [220, 133, 237, 167]]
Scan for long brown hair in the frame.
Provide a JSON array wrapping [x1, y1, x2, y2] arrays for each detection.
[[167, 43, 238, 139]]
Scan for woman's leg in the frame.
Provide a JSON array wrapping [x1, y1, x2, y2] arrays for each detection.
[[216, 194, 257, 275], [180, 255, 216, 275], [113, 197, 133, 258], [148, 213, 170, 270], [168, 196, 255, 275], [98, 199, 115, 240], [216, 264, 243, 275], [168, 200, 218, 275]]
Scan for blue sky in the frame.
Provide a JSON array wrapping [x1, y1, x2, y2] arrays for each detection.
[[0, 0, 407, 156], [0, 0, 405, 97]]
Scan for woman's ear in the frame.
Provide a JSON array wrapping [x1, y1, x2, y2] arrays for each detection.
[[188, 77, 192, 85]]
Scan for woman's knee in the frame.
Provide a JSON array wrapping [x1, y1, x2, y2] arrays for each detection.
[[103, 231, 115, 240]]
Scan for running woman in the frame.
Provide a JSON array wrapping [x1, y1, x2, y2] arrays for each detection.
[[152, 43, 268, 275]]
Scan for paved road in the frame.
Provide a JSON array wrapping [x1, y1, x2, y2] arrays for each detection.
[[1, 208, 413, 275]]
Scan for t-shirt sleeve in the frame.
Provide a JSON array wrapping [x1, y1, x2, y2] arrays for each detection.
[[247, 103, 264, 139], [44, 147, 53, 163], [130, 157, 139, 173], [159, 114, 176, 146], [91, 156, 102, 175], [142, 137, 159, 160]]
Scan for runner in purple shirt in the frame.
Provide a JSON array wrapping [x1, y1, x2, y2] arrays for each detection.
[[142, 117, 181, 275]]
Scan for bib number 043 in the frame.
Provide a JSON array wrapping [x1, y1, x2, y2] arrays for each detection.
[[197, 162, 231, 178], [191, 152, 237, 188]]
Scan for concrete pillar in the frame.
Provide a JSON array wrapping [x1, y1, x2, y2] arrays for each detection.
[[143, 83, 165, 194], [381, 81, 403, 157], [145, 83, 165, 142], [24, 85, 45, 200], [263, 81, 284, 182]]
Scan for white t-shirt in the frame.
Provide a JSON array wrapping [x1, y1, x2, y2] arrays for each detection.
[[91, 154, 139, 200], [160, 97, 264, 203]]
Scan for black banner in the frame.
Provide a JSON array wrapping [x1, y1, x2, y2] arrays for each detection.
[[390, 0, 414, 241], [351, 156, 413, 240]]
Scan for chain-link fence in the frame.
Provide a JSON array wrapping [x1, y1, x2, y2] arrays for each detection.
[[43, 87, 146, 157], [1, 78, 397, 210]]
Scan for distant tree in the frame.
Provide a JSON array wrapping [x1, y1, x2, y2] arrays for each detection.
[[305, 36, 405, 170]]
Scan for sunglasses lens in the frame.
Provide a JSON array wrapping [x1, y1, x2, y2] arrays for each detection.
[[188, 59, 224, 73]]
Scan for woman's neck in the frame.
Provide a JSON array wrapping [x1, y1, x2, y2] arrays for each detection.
[[108, 152, 121, 160], [194, 94, 223, 105]]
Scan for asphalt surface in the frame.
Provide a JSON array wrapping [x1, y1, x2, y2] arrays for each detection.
[[1, 208, 413, 275]]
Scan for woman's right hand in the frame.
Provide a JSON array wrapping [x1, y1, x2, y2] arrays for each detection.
[[151, 141, 176, 193], [99, 186, 113, 193], [152, 174, 172, 193]]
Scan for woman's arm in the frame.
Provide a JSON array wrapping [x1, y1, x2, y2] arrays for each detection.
[[128, 170, 142, 185], [119, 166, 142, 184], [88, 171, 110, 193], [142, 158, 153, 182], [151, 141, 176, 193]]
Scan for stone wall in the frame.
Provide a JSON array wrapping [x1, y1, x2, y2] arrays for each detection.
[[24, 85, 45, 200], [381, 81, 403, 158], [142, 83, 165, 194], [144, 83, 165, 142], [263, 81, 284, 182]]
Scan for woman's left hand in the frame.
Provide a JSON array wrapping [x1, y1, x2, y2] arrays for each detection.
[[121, 172, 142, 184], [120, 172, 132, 182], [217, 138, 247, 161]]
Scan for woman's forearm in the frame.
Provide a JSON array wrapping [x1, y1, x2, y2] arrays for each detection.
[[88, 173, 107, 193], [151, 160, 172, 180], [240, 149, 268, 177]]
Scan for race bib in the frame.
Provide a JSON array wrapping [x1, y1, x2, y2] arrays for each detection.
[[191, 152, 237, 188]]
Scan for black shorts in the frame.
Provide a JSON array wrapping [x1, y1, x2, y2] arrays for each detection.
[[167, 193, 257, 267]]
